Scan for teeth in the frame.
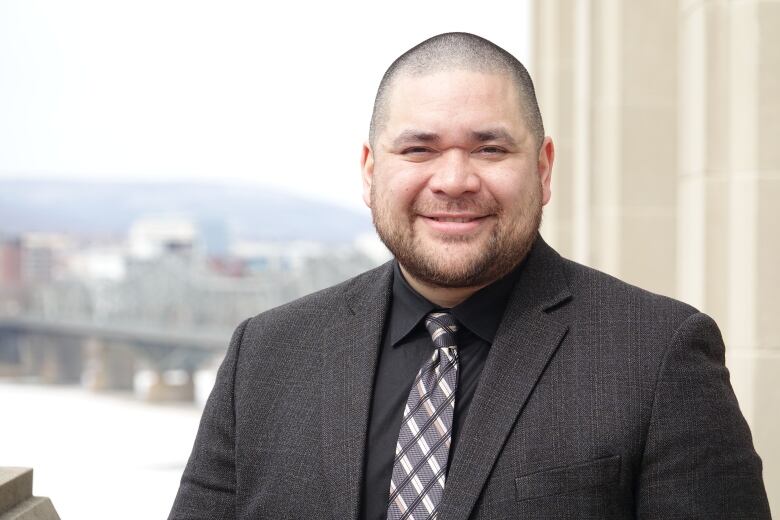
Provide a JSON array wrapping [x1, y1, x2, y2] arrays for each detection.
[[435, 217, 474, 222]]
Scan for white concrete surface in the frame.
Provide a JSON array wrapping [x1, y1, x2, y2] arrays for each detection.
[[0, 380, 203, 520]]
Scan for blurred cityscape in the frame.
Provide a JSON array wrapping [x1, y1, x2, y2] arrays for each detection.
[[0, 180, 388, 404]]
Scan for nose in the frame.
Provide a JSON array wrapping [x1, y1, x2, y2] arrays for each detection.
[[427, 149, 481, 197]]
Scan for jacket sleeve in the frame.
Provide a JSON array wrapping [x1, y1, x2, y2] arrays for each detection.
[[168, 318, 251, 520], [636, 312, 771, 518]]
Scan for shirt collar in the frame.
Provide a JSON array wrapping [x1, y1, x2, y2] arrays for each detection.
[[388, 262, 436, 346], [388, 259, 525, 346]]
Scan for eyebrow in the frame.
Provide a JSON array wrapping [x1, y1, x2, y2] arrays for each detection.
[[391, 130, 440, 148], [472, 128, 518, 146], [390, 128, 519, 148]]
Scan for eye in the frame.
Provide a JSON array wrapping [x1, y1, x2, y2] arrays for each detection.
[[402, 146, 434, 155], [475, 146, 507, 155], [400, 146, 437, 161]]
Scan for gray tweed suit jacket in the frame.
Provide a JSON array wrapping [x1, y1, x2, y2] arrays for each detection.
[[169, 237, 770, 519]]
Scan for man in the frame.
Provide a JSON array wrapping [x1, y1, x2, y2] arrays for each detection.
[[169, 33, 770, 519]]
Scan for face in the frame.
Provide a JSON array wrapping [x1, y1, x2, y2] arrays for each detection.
[[362, 69, 554, 289]]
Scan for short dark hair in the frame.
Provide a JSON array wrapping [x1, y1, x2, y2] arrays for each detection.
[[368, 32, 545, 149]]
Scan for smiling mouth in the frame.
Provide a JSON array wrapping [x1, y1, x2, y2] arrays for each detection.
[[429, 216, 484, 223], [418, 214, 495, 235]]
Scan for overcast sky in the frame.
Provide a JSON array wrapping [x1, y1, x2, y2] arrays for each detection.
[[0, 0, 531, 211]]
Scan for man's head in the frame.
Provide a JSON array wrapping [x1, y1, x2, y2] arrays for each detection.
[[369, 32, 545, 152], [361, 32, 554, 301]]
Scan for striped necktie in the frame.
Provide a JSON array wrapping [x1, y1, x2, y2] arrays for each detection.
[[387, 311, 459, 520]]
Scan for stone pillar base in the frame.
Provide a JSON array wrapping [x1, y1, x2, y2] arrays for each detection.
[[135, 369, 195, 402]]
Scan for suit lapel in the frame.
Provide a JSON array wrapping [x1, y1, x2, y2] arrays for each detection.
[[439, 239, 572, 520], [320, 262, 393, 520]]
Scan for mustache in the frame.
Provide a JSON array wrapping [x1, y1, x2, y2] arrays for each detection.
[[412, 197, 500, 215]]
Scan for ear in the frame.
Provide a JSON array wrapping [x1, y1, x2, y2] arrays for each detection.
[[361, 142, 375, 208], [537, 136, 554, 206]]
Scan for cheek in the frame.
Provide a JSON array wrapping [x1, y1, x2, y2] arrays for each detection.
[[484, 175, 527, 201], [375, 168, 428, 209], [486, 163, 541, 198]]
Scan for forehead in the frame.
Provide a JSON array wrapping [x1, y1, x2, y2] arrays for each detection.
[[382, 70, 526, 140]]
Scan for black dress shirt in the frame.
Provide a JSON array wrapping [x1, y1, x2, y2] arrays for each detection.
[[359, 260, 524, 520]]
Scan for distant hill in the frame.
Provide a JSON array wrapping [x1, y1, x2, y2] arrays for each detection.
[[0, 179, 373, 242]]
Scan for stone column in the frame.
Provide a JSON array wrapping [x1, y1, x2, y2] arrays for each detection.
[[532, 0, 679, 297], [532, 0, 779, 508], [142, 369, 195, 402], [26, 334, 83, 384], [532, 0, 578, 259], [677, 0, 780, 509], [81, 338, 136, 391]]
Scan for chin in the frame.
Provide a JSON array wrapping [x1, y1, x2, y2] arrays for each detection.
[[401, 225, 539, 290], [402, 251, 501, 289]]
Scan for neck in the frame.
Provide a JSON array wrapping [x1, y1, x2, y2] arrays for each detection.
[[398, 264, 488, 308]]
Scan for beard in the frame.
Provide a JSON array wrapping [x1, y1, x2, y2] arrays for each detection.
[[370, 183, 543, 289]]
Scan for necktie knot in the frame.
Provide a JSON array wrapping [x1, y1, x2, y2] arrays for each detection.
[[424, 311, 458, 352]]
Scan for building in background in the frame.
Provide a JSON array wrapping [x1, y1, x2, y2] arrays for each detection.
[[128, 215, 199, 261], [0, 236, 22, 286], [19, 233, 73, 285], [531, 0, 779, 509]]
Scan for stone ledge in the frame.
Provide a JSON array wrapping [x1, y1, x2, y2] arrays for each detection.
[[0, 497, 60, 520], [0, 468, 59, 520], [0, 468, 32, 515]]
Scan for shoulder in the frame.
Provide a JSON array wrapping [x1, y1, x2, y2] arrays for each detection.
[[549, 253, 726, 386], [240, 260, 393, 340], [548, 254, 711, 364], [557, 255, 698, 326]]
